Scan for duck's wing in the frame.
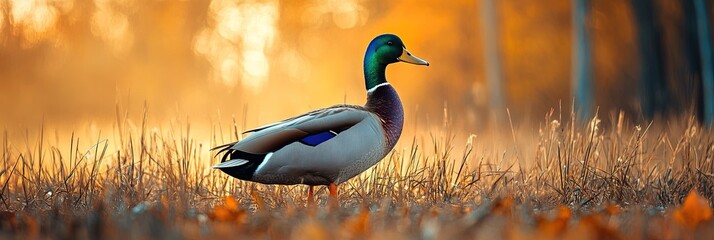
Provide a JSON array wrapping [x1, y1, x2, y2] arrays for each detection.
[[212, 105, 375, 168], [241, 104, 368, 134]]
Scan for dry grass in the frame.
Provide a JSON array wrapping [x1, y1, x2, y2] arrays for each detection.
[[0, 107, 713, 239]]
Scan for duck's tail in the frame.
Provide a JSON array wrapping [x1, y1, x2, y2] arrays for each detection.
[[210, 142, 268, 170]]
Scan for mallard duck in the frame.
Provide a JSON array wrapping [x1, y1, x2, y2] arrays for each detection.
[[212, 34, 428, 203]]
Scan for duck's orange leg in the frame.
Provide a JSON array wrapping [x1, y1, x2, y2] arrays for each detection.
[[307, 185, 315, 205], [328, 182, 338, 208], [329, 183, 338, 197]]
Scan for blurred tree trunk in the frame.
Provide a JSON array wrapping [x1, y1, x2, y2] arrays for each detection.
[[682, 0, 704, 123], [572, 0, 594, 121], [481, 0, 504, 119], [694, 0, 714, 125], [631, 0, 669, 120]]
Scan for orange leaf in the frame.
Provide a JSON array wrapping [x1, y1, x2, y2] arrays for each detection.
[[602, 203, 622, 216], [555, 205, 572, 219], [211, 206, 233, 222], [224, 196, 239, 211], [673, 190, 713, 229], [344, 208, 370, 236], [492, 196, 514, 216], [210, 197, 247, 223], [536, 205, 571, 236]]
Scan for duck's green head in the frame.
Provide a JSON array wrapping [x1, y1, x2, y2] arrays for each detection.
[[364, 34, 429, 90]]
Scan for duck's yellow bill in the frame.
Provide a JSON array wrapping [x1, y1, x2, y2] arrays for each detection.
[[398, 48, 429, 66]]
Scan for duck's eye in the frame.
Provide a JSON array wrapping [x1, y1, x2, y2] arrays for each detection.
[[387, 41, 393, 46]]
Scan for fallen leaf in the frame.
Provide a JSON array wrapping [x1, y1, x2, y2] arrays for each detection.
[[536, 205, 571, 236], [344, 208, 370, 236], [224, 196, 239, 211], [211, 206, 233, 222], [210, 197, 247, 223], [492, 196, 514, 216], [673, 190, 713, 229]]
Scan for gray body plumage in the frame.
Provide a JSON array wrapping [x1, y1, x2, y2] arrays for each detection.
[[243, 106, 388, 185]]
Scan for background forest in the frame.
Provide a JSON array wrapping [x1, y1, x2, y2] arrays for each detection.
[[1, 0, 712, 132]]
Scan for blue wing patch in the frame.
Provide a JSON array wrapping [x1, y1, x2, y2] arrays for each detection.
[[299, 131, 337, 146]]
